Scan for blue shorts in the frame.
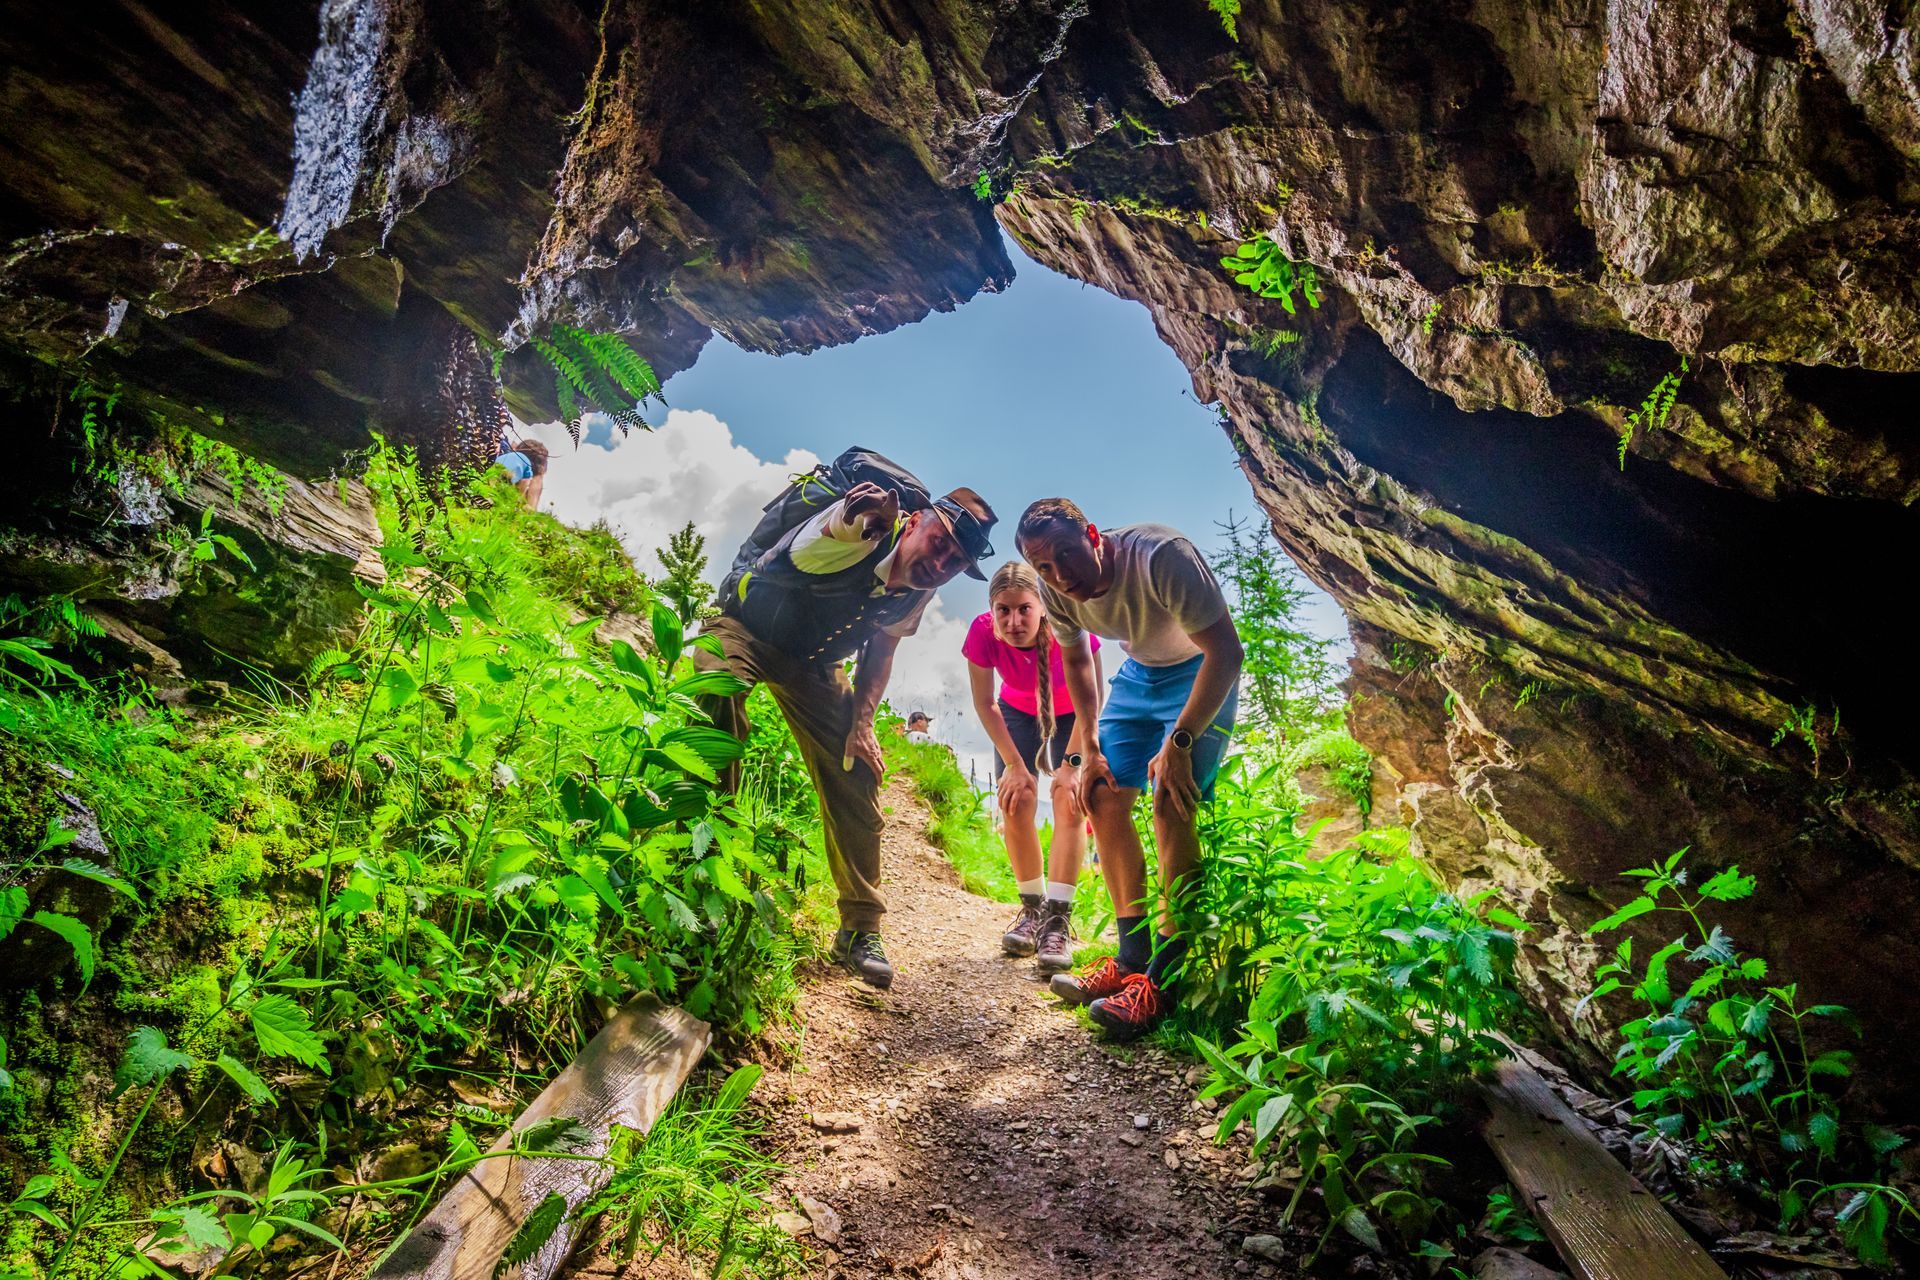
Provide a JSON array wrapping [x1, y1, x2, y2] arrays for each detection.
[[1098, 654, 1238, 801]]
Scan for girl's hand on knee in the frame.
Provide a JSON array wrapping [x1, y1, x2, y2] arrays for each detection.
[[997, 766, 1036, 814]]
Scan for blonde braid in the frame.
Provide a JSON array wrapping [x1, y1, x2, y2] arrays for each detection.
[[989, 561, 1059, 772]]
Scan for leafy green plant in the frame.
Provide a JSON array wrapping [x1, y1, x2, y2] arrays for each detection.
[[1210, 512, 1340, 749], [972, 170, 993, 201], [1771, 702, 1839, 777], [1208, 0, 1241, 40], [1221, 237, 1323, 316], [1614, 358, 1688, 468], [1577, 852, 1904, 1195], [654, 521, 717, 626], [528, 325, 665, 444], [581, 1064, 805, 1278]]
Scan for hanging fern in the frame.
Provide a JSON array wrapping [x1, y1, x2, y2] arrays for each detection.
[[528, 326, 666, 445]]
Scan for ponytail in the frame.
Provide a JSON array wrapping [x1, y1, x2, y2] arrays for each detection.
[[988, 561, 1060, 773]]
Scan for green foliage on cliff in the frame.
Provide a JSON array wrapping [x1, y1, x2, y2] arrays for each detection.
[[529, 325, 666, 444], [1221, 236, 1323, 318]]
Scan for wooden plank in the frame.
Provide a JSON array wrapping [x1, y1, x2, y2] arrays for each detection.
[[370, 996, 710, 1280], [1477, 1055, 1726, 1280]]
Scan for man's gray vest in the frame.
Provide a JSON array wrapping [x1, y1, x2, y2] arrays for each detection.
[[725, 517, 927, 665]]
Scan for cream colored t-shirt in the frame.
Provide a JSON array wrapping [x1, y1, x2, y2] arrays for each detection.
[[1041, 524, 1228, 666]]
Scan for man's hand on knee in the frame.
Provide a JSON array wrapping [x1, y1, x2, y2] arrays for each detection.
[[843, 719, 886, 782]]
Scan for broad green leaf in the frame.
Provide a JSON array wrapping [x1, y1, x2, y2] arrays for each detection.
[[554, 875, 600, 919], [157, 1204, 229, 1252], [115, 1026, 193, 1096], [59, 859, 140, 903], [32, 911, 94, 986], [650, 601, 683, 670], [494, 1192, 568, 1279], [1697, 866, 1756, 901], [250, 994, 329, 1072], [1588, 897, 1656, 933], [1807, 1110, 1839, 1157], [214, 1053, 276, 1106], [0, 886, 26, 941]]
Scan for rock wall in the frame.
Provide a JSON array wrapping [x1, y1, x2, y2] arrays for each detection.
[[3, 0, 1919, 1100]]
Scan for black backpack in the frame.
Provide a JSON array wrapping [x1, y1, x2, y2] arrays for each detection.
[[724, 447, 932, 591]]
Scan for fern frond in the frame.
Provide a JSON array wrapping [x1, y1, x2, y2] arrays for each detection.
[[532, 337, 597, 404]]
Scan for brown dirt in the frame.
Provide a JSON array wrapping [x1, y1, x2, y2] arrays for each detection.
[[741, 776, 1293, 1280]]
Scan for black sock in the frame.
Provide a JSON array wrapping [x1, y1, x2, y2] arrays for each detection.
[[1116, 915, 1152, 972], [1145, 933, 1190, 988], [1020, 892, 1043, 908]]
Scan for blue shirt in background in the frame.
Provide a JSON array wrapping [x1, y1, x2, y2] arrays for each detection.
[[495, 451, 534, 483]]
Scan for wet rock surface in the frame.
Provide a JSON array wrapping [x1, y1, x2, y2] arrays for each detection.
[[4, 0, 1920, 1098]]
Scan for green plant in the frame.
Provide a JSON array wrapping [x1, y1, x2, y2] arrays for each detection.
[[1615, 358, 1688, 468], [0, 443, 831, 1276], [972, 170, 993, 201], [1221, 238, 1324, 315], [581, 1064, 806, 1278], [1578, 851, 1888, 1190], [1207, 0, 1241, 40], [1479, 1184, 1545, 1243], [1285, 727, 1373, 819], [1421, 300, 1442, 336], [654, 521, 717, 626], [528, 325, 665, 444], [1209, 512, 1340, 750], [1772, 702, 1839, 777]]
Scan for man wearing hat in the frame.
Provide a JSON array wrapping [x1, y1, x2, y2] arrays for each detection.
[[697, 467, 997, 989]]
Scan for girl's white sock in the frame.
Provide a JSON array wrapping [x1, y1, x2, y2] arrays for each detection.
[[1016, 877, 1045, 899], [1044, 880, 1077, 903]]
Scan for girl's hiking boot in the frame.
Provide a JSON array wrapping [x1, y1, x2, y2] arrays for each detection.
[[1035, 902, 1073, 975], [1048, 955, 1132, 1005], [1001, 897, 1043, 957], [1089, 972, 1168, 1040], [831, 929, 894, 989]]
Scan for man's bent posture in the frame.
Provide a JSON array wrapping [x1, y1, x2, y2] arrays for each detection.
[[699, 448, 996, 988], [1017, 498, 1242, 1037]]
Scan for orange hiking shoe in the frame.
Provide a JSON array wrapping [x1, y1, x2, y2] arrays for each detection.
[[1089, 973, 1168, 1041], [1048, 955, 1132, 1006]]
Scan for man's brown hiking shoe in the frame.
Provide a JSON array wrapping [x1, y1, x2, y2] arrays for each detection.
[[1035, 903, 1073, 975], [831, 929, 894, 989], [1089, 973, 1168, 1041], [1049, 955, 1132, 1005], [1001, 898, 1043, 958]]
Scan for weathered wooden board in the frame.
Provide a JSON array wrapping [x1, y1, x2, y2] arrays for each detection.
[[1478, 1055, 1727, 1280], [370, 996, 710, 1280]]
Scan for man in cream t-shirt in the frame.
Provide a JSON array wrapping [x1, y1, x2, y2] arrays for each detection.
[[1015, 498, 1243, 1039]]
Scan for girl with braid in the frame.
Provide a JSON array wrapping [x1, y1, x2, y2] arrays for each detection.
[[963, 562, 1102, 974]]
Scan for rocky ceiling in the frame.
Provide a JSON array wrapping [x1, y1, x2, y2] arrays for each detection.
[[3, 0, 1918, 1102]]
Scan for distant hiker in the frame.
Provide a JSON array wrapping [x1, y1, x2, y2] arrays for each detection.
[[905, 711, 934, 743], [493, 438, 549, 507], [697, 447, 997, 989], [964, 562, 1103, 976], [1016, 499, 1242, 1039]]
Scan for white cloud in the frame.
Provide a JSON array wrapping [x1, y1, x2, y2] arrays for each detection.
[[521, 409, 819, 590]]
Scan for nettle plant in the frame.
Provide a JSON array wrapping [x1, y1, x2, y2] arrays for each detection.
[[1578, 850, 1913, 1263], [1187, 760, 1525, 1257]]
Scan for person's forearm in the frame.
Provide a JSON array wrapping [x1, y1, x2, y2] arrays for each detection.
[[1062, 648, 1101, 753], [1174, 646, 1242, 740]]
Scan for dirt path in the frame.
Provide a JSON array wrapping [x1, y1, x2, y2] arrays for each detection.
[[751, 776, 1284, 1280]]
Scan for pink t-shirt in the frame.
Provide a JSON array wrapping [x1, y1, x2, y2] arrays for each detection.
[[961, 613, 1099, 717]]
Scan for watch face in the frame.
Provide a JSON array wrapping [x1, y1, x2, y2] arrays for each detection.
[[1172, 730, 1194, 750]]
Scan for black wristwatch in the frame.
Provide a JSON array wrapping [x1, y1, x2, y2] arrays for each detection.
[[1065, 752, 1084, 768], [1170, 728, 1195, 751]]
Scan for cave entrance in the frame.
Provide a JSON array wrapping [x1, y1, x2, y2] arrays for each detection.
[[517, 233, 1350, 778]]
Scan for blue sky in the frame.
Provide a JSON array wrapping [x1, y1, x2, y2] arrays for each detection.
[[532, 233, 1346, 774]]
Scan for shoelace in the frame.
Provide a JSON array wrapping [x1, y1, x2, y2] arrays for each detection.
[[1106, 974, 1157, 1020], [1037, 912, 1070, 949], [852, 933, 887, 963]]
